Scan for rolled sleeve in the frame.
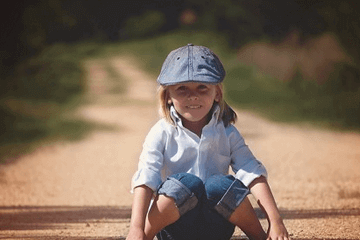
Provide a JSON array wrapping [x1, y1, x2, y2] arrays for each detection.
[[228, 126, 268, 187], [131, 167, 162, 192], [234, 160, 267, 186]]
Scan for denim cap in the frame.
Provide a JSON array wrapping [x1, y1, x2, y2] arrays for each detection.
[[157, 43, 226, 86]]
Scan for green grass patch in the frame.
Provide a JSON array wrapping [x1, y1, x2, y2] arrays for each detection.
[[108, 30, 360, 131], [0, 41, 121, 163], [0, 114, 118, 163], [225, 65, 360, 131], [98, 30, 232, 76]]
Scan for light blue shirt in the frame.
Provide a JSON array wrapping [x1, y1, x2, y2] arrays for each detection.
[[132, 105, 267, 192]]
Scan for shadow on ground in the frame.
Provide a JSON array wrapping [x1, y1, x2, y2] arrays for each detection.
[[0, 206, 131, 231], [255, 207, 360, 220], [1, 206, 359, 239], [0, 237, 122, 240]]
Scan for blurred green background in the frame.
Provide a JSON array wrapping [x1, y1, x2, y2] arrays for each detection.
[[1, 0, 360, 161]]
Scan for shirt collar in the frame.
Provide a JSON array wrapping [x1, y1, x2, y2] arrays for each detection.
[[170, 106, 182, 126], [170, 104, 221, 127]]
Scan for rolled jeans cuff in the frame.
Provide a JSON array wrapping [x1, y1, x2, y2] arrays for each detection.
[[214, 179, 249, 219], [158, 177, 199, 216]]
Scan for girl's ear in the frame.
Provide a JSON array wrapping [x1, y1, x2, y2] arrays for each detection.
[[214, 85, 222, 102], [167, 99, 172, 105]]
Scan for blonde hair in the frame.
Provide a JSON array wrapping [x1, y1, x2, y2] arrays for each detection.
[[158, 84, 237, 127]]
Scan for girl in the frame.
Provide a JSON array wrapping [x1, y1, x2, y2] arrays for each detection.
[[127, 44, 289, 240]]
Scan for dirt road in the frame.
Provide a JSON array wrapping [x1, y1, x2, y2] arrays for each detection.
[[0, 56, 359, 239]]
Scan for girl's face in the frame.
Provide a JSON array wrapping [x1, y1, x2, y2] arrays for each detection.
[[167, 82, 221, 126]]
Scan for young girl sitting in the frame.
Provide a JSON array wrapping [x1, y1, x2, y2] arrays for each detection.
[[127, 43, 289, 240]]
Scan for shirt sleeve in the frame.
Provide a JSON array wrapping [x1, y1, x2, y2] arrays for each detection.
[[131, 120, 167, 192], [228, 125, 267, 187]]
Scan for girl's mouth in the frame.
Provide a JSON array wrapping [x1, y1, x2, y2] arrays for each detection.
[[187, 105, 201, 109]]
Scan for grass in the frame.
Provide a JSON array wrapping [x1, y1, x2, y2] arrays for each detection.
[[0, 42, 121, 163], [95, 30, 232, 75], [225, 64, 360, 131], [2, 29, 359, 162], [107, 30, 360, 131], [2, 31, 227, 162]]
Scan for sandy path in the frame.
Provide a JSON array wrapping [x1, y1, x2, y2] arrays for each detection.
[[0, 55, 359, 239]]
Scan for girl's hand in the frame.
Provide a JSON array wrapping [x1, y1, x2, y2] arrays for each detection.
[[126, 227, 146, 240], [267, 219, 290, 240]]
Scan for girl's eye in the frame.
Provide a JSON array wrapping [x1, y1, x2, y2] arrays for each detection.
[[176, 86, 187, 91], [198, 85, 208, 91]]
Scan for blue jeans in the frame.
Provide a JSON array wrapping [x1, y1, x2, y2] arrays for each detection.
[[156, 173, 249, 240]]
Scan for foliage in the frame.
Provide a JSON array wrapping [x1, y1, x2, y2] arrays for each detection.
[[1, 0, 360, 162], [183, 0, 264, 47], [0, 42, 116, 162], [120, 10, 166, 39], [225, 63, 360, 130]]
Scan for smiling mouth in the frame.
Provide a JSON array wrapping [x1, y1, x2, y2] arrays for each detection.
[[187, 105, 201, 109]]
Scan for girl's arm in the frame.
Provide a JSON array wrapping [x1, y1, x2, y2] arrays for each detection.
[[126, 185, 153, 240], [249, 176, 290, 240]]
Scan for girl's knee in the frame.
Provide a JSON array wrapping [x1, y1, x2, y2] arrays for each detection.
[[205, 175, 236, 203], [170, 173, 205, 197], [205, 175, 249, 219], [157, 173, 205, 216]]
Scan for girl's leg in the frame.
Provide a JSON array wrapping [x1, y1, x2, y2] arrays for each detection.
[[228, 197, 267, 240], [146, 173, 205, 240], [204, 175, 266, 240], [144, 194, 180, 239]]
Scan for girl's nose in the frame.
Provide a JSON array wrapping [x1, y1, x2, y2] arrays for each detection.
[[187, 90, 199, 100]]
